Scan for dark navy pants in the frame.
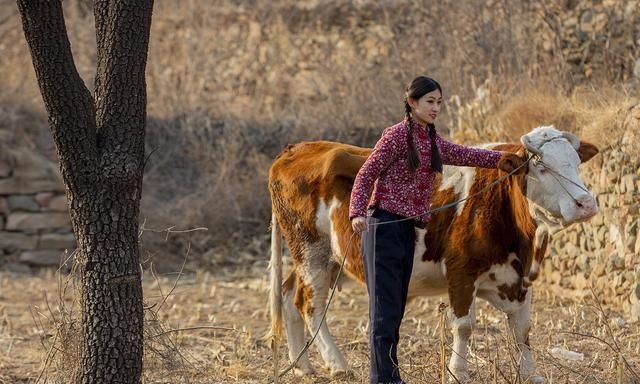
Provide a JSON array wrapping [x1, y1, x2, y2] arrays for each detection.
[[362, 209, 416, 384]]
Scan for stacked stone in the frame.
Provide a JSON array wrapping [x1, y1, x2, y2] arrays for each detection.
[[0, 148, 75, 272], [541, 105, 640, 321], [531, 0, 640, 83]]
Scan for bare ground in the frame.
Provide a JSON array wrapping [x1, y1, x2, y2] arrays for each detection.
[[0, 264, 639, 384]]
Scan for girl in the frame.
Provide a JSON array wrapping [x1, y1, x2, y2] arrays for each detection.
[[350, 76, 525, 384]]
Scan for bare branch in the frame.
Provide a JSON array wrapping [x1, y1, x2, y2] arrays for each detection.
[[152, 326, 242, 339], [93, 0, 154, 170]]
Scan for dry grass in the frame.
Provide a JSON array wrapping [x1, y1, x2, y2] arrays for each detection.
[[1, 266, 639, 383], [448, 76, 639, 147]]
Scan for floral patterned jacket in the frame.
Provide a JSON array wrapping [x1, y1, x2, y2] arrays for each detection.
[[349, 119, 503, 223]]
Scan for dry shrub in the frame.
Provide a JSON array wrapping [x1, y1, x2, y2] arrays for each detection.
[[34, 256, 207, 383], [575, 94, 640, 150], [448, 77, 575, 144], [449, 75, 639, 149], [30, 258, 81, 384]]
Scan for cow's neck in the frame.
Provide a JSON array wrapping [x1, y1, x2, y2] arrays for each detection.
[[507, 174, 536, 234], [486, 143, 541, 280], [501, 172, 539, 278]]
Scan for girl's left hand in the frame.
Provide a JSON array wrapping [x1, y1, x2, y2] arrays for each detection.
[[351, 216, 368, 233], [498, 153, 527, 175]]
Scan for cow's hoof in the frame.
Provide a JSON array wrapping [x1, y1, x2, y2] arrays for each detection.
[[293, 366, 314, 376], [325, 357, 349, 378], [330, 368, 351, 378], [448, 370, 471, 383], [528, 375, 545, 383], [330, 368, 348, 378]]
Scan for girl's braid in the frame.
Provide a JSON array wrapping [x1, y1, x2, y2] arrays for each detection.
[[405, 101, 421, 172]]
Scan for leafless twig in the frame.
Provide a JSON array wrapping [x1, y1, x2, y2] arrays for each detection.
[[152, 325, 241, 339]]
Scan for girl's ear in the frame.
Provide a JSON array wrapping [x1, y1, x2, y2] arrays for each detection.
[[407, 97, 418, 110]]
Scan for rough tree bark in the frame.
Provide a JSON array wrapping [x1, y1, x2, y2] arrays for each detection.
[[17, 1, 154, 383]]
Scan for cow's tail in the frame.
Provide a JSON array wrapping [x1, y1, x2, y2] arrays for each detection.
[[265, 212, 284, 341]]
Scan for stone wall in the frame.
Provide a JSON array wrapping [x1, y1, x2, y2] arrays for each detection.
[[0, 148, 74, 272], [540, 105, 640, 320], [528, 0, 640, 83]]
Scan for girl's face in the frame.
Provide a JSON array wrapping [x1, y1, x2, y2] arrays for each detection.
[[409, 89, 443, 125]]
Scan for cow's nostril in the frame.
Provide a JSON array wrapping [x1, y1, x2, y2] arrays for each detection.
[[575, 195, 596, 210]]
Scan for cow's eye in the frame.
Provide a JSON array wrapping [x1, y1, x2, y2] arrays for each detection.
[[536, 165, 547, 174]]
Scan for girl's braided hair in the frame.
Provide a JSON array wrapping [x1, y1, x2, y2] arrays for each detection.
[[404, 76, 443, 173]]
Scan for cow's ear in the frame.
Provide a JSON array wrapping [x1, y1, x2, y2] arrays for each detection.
[[577, 141, 599, 163]]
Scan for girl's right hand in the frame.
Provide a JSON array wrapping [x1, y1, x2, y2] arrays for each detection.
[[351, 216, 368, 233]]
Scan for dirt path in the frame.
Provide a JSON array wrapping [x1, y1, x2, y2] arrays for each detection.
[[0, 268, 638, 383]]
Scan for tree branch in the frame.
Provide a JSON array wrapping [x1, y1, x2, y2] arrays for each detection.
[[94, 0, 154, 178], [16, 0, 97, 185]]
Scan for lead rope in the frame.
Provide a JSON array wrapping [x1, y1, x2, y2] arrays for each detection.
[[272, 156, 534, 380], [536, 160, 590, 202]]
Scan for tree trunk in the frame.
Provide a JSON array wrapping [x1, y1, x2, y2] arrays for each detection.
[[17, 1, 154, 382]]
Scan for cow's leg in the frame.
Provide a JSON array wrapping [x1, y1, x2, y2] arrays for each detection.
[[282, 271, 314, 376], [506, 288, 544, 384], [297, 256, 349, 376], [447, 275, 477, 383]]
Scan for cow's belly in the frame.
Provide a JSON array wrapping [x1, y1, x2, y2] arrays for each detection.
[[408, 259, 448, 297], [408, 229, 448, 297]]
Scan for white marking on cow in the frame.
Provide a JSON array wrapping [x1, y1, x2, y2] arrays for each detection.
[[476, 253, 524, 313], [439, 166, 476, 216], [316, 198, 344, 260], [477, 253, 520, 287], [448, 303, 476, 383], [529, 226, 549, 280], [315, 199, 332, 235], [534, 225, 549, 249]]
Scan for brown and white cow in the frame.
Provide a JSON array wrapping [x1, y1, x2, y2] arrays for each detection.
[[267, 126, 599, 383]]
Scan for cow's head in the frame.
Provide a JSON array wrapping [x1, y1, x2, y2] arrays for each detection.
[[520, 126, 599, 226]]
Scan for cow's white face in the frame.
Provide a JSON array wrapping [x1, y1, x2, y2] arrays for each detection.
[[521, 126, 598, 226]]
